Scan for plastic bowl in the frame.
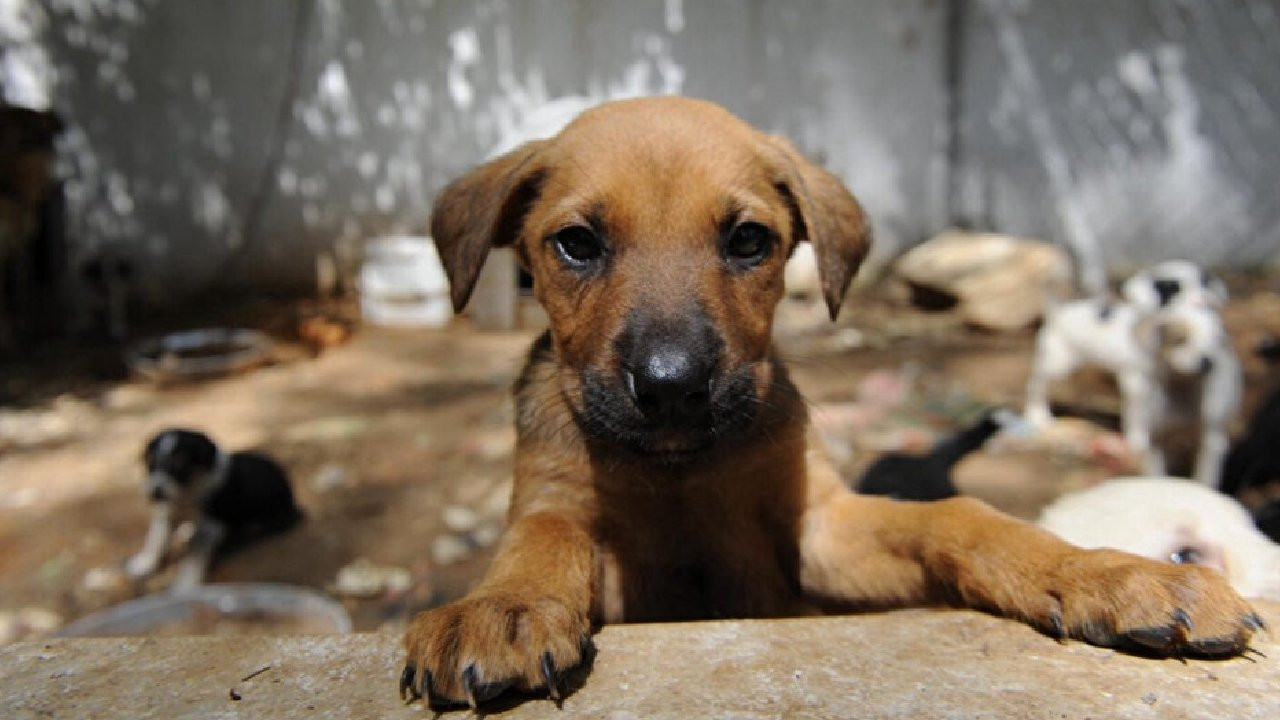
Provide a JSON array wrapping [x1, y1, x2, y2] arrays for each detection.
[[58, 583, 352, 638]]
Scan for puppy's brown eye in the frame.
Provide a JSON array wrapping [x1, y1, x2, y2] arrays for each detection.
[[724, 222, 773, 268], [553, 226, 604, 267], [1170, 546, 1202, 565]]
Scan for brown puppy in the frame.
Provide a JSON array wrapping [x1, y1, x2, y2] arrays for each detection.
[[401, 97, 1259, 708]]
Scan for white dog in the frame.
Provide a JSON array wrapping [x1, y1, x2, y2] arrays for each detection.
[[1039, 478, 1280, 600], [1024, 287, 1240, 486]]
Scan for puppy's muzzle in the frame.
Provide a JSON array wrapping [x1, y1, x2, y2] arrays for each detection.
[[623, 343, 714, 426]]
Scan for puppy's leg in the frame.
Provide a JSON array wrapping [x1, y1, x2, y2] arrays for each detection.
[[1024, 332, 1072, 428], [1118, 370, 1165, 475], [125, 501, 172, 579], [1194, 422, 1229, 488], [169, 518, 225, 593], [801, 492, 1259, 655], [402, 512, 595, 708]]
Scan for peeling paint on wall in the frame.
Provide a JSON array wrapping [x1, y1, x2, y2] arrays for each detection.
[[18, 0, 1278, 304]]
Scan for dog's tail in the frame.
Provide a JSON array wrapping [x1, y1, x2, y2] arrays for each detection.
[[933, 407, 1018, 470]]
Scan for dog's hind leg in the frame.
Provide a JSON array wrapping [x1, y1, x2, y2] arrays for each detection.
[[1118, 370, 1165, 475], [1194, 423, 1230, 488]]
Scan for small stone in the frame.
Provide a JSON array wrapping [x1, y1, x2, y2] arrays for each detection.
[[310, 464, 348, 492], [332, 558, 412, 598], [431, 535, 471, 566], [471, 522, 502, 548], [442, 505, 479, 533], [0, 607, 63, 644], [81, 566, 128, 593], [481, 483, 512, 517]]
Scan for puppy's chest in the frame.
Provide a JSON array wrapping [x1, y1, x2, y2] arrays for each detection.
[[593, 499, 801, 623]]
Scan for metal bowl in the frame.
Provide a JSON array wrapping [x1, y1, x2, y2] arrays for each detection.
[[126, 327, 273, 381], [58, 583, 352, 638]]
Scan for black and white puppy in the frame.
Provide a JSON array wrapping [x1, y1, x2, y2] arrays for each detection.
[[125, 429, 302, 592], [1024, 290, 1240, 487]]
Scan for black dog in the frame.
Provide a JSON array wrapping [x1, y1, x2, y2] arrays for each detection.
[[125, 428, 301, 591], [856, 408, 1016, 501]]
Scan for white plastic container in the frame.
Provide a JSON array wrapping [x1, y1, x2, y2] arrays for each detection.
[[358, 236, 451, 327]]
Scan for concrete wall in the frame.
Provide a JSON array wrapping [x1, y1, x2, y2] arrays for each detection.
[[956, 0, 1280, 292], [11, 0, 1279, 303]]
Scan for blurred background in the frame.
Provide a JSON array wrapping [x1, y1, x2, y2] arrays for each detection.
[[1, 0, 1278, 642]]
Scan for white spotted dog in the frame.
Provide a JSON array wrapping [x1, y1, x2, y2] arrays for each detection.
[[1039, 478, 1280, 601], [1024, 290, 1240, 487], [1122, 259, 1228, 312], [125, 429, 302, 592]]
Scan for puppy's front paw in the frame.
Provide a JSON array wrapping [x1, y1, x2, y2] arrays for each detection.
[[400, 591, 592, 709], [1041, 549, 1262, 656], [124, 553, 157, 579]]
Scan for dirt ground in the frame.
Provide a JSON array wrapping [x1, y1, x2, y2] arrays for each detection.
[[2, 279, 1279, 640]]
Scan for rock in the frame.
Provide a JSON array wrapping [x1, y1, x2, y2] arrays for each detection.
[[332, 558, 412, 598], [6, 606, 1278, 718], [471, 522, 503, 548], [99, 384, 156, 412], [442, 505, 479, 533], [430, 535, 472, 566], [81, 566, 129, 594], [481, 482, 512, 517], [283, 416, 368, 443], [895, 231, 1072, 331], [0, 607, 62, 644], [310, 464, 348, 493]]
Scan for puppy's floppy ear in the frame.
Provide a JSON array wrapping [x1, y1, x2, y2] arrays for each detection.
[[430, 141, 547, 312], [765, 136, 872, 320]]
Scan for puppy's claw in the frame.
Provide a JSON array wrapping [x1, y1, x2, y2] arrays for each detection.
[[541, 651, 560, 701], [462, 664, 479, 709], [1125, 625, 1178, 653], [399, 664, 418, 702], [1048, 610, 1066, 642], [1186, 635, 1249, 657], [459, 663, 510, 709], [1172, 608, 1192, 644]]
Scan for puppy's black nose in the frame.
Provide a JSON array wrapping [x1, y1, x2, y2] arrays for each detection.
[[1154, 278, 1181, 306], [1198, 356, 1215, 375], [625, 345, 713, 424]]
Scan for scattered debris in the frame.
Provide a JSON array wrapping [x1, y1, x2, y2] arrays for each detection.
[[430, 535, 472, 566], [332, 558, 412, 599], [0, 607, 62, 644], [442, 505, 479, 533], [284, 416, 369, 443], [309, 463, 349, 492], [81, 566, 129, 594], [0, 395, 98, 449], [298, 315, 354, 356]]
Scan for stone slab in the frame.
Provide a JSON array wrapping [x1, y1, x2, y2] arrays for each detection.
[[4, 603, 1279, 719]]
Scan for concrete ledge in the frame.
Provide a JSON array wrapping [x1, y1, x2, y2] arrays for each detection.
[[5, 603, 1279, 719]]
